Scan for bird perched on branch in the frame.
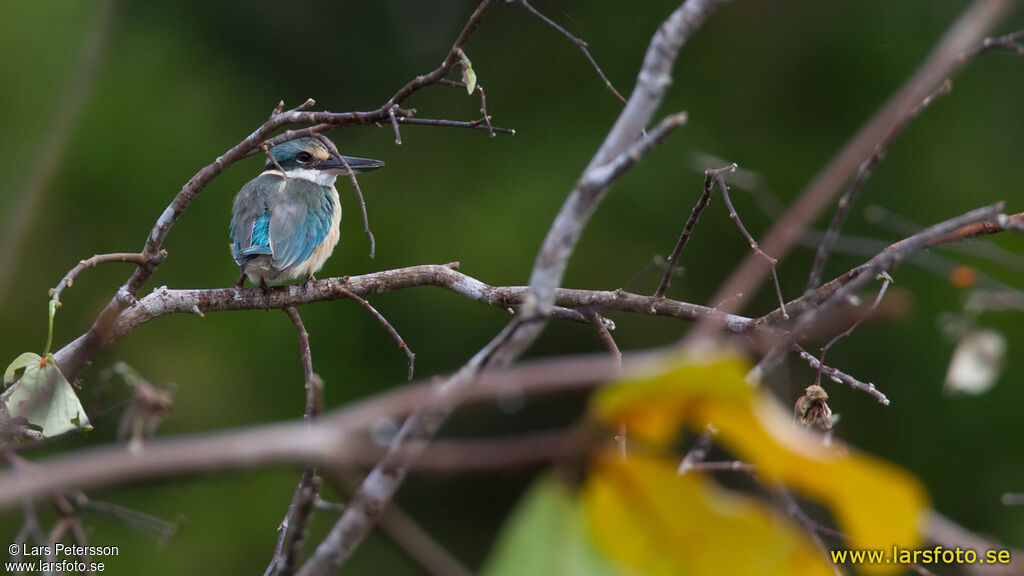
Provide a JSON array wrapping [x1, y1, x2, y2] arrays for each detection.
[[230, 136, 383, 289]]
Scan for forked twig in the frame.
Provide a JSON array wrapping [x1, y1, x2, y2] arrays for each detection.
[[704, 164, 788, 318], [439, 79, 496, 137]]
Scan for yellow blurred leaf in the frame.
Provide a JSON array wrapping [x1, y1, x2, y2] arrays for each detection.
[[591, 353, 753, 446], [589, 353, 928, 574], [584, 452, 833, 576]]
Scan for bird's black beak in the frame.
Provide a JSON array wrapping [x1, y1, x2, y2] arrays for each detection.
[[320, 155, 385, 175]]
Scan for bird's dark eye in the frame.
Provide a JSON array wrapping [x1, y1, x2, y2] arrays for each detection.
[[296, 152, 313, 164]]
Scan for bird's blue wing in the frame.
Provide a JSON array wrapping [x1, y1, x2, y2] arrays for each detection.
[[268, 178, 333, 270], [230, 175, 274, 261], [230, 174, 334, 271]]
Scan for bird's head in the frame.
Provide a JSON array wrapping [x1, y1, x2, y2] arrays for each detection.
[[266, 137, 384, 180]]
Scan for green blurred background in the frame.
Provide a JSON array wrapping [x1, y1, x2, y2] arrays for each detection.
[[2, 1, 1023, 573]]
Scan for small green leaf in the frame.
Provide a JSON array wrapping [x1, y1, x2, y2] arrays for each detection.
[[4, 352, 41, 387], [458, 49, 477, 94], [481, 475, 618, 576], [5, 353, 91, 437]]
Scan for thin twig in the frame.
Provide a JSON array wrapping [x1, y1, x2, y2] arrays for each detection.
[[476, 84, 495, 137], [4, 451, 47, 552], [776, 488, 846, 576], [677, 424, 717, 475], [1002, 493, 1024, 506], [655, 166, 715, 298], [313, 134, 376, 259], [513, 0, 627, 105], [70, 494, 177, 543], [283, 307, 323, 419], [50, 252, 153, 303], [395, 116, 513, 135], [684, 461, 756, 473], [755, 203, 1004, 379], [266, 308, 324, 576], [758, 211, 1024, 329], [439, 79, 496, 137], [50, 491, 94, 575], [261, 141, 289, 175], [815, 272, 892, 387], [387, 105, 402, 145], [710, 165, 788, 319], [960, 28, 1024, 59], [336, 286, 416, 380], [792, 344, 888, 405], [866, 203, 1024, 276], [804, 80, 952, 295], [585, 311, 621, 374]]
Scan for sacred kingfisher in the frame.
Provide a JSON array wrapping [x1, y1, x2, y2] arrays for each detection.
[[229, 136, 383, 288]]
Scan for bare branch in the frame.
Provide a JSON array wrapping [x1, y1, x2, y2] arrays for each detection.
[[395, 116, 514, 135], [655, 165, 715, 298], [814, 272, 892, 387], [698, 0, 1011, 339], [52, 263, 760, 374], [804, 80, 952, 295], [49, 252, 154, 303], [266, 308, 323, 576], [512, 0, 628, 105], [524, 0, 726, 321], [677, 425, 717, 475], [758, 210, 1024, 329], [387, 105, 403, 145], [961, 28, 1024, 59], [709, 165, 789, 318], [791, 344, 888, 405], [585, 311, 621, 375], [754, 203, 1005, 378]]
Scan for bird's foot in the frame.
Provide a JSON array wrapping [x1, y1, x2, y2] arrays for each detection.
[[302, 274, 316, 292], [259, 279, 270, 295]]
